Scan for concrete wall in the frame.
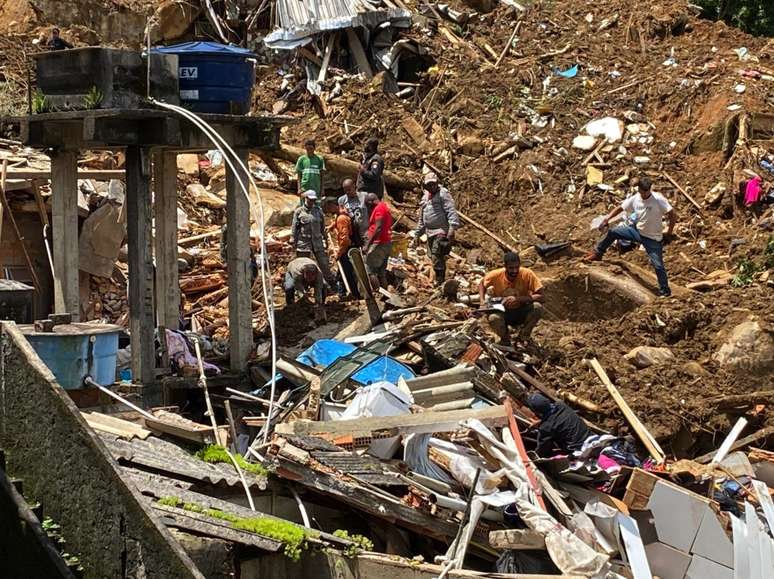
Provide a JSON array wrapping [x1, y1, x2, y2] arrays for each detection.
[[30, 0, 150, 46], [0, 322, 203, 579]]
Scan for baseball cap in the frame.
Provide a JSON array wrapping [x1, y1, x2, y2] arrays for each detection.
[[423, 172, 439, 184], [302, 190, 318, 200]]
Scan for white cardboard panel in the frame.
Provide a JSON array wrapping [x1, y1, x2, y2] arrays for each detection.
[[690, 506, 734, 567], [647, 480, 707, 551], [685, 554, 733, 579]]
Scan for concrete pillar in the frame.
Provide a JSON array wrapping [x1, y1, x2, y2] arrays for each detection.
[[50, 150, 79, 320], [125, 146, 156, 386], [153, 151, 180, 330], [225, 148, 252, 372]]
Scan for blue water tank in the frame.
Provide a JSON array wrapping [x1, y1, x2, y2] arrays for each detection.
[[152, 41, 255, 114], [20, 323, 122, 389]]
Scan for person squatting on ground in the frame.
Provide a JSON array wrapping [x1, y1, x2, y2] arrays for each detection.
[[479, 252, 544, 345], [290, 190, 335, 286], [284, 257, 326, 321], [584, 176, 676, 297], [363, 193, 393, 289], [324, 196, 361, 300], [413, 172, 460, 285]]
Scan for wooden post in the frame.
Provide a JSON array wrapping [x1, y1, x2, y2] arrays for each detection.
[[345, 28, 373, 79], [125, 146, 156, 387], [50, 150, 79, 320], [153, 151, 181, 330], [225, 148, 253, 372]]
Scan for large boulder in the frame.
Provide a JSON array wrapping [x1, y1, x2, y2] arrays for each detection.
[[714, 317, 774, 375], [625, 346, 675, 369], [149, 0, 201, 43]]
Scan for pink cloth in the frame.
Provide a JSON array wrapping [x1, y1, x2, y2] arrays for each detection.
[[597, 454, 621, 474], [745, 177, 763, 206]]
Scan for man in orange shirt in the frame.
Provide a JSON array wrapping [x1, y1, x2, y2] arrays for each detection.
[[478, 252, 544, 344], [324, 197, 360, 300]]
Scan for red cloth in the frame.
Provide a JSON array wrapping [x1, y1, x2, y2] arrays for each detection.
[[368, 202, 393, 244]]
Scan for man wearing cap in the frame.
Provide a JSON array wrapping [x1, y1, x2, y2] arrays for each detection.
[[295, 138, 326, 198], [525, 393, 590, 457], [284, 256, 326, 320], [414, 172, 460, 285], [363, 192, 393, 289], [291, 190, 334, 284], [479, 252, 544, 345]]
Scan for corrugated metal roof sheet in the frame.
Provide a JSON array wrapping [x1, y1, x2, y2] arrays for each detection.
[[99, 433, 265, 489], [265, 0, 411, 49]]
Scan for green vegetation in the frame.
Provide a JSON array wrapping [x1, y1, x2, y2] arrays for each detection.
[[333, 529, 374, 558], [194, 444, 269, 478], [83, 86, 103, 110], [731, 237, 774, 287], [156, 497, 313, 560], [42, 517, 84, 573], [696, 1, 774, 37], [31, 89, 48, 114]]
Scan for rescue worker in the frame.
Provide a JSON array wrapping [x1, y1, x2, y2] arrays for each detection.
[[363, 192, 392, 289], [478, 252, 544, 344], [290, 190, 334, 285], [295, 137, 326, 198], [324, 196, 360, 300], [337, 178, 368, 244], [356, 137, 385, 198], [413, 172, 460, 285], [526, 393, 591, 457], [284, 257, 326, 321]]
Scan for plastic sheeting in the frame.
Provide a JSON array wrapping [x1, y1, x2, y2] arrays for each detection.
[[338, 381, 412, 420], [297, 339, 415, 385]]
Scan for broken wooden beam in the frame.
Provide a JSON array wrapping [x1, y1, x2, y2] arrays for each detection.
[[268, 145, 418, 191], [586, 358, 665, 464], [458, 210, 520, 254], [274, 405, 508, 436], [489, 529, 546, 550], [695, 425, 774, 464], [662, 171, 703, 213]]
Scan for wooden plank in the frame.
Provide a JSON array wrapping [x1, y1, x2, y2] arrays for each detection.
[[695, 426, 774, 464], [304, 375, 323, 420], [275, 405, 508, 436], [51, 150, 80, 320], [6, 169, 126, 180], [504, 399, 546, 510], [663, 171, 703, 213], [0, 165, 41, 292], [225, 148, 252, 372], [125, 146, 156, 385], [458, 210, 520, 254], [317, 32, 337, 85], [153, 151, 181, 329], [488, 529, 545, 550], [346, 28, 373, 79], [587, 358, 665, 464]]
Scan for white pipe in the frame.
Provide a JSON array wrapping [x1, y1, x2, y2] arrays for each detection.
[[290, 486, 311, 527], [85, 377, 155, 421]]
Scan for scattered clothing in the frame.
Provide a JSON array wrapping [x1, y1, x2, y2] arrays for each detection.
[[744, 176, 763, 206], [295, 153, 326, 195], [357, 152, 385, 197], [165, 330, 220, 375]]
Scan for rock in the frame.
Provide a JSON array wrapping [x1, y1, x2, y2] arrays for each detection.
[[633, 156, 651, 166], [681, 361, 708, 377], [177, 154, 200, 177], [572, 135, 597, 151], [150, 0, 201, 43], [186, 183, 226, 209], [714, 318, 774, 375], [704, 182, 726, 206], [624, 346, 675, 369], [259, 187, 301, 227], [458, 134, 485, 156]]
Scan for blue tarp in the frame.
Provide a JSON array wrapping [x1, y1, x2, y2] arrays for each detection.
[[297, 339, 415, 385], [152, 41, 255, 57]]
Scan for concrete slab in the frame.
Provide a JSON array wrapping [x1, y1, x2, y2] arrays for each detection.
[[647, 480, 707, 552], [685, 554, 733, 579], [644, 542, 692, 579], [691, 506, 734, 567]]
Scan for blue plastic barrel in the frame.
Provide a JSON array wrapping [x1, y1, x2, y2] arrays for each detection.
[[152, 41, 255, 114], [20, 323, 122, 389]]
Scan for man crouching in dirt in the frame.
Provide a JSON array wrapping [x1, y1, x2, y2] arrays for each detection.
[[584, 176, 676, 297], [284, 257, 327, 322], [479, 252, 544, 345]]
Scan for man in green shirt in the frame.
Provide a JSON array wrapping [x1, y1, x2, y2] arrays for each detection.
[[295, 138, 326, 197]]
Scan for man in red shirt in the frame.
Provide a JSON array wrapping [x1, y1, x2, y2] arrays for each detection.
[[363, 193, 392, 289]]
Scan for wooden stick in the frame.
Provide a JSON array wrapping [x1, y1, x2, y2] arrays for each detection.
[[457, 210, 519, 254], [695, 425, 774, 464], [178, 230, 221, 246], [495, 21, 522, 68], [586, 358, 665, 464], [224, 399, 239, 453], [0, 161, 41, 291], [662, 171, 703, 213], [191, 315, 225, 447], [504, 399, 546, 510]]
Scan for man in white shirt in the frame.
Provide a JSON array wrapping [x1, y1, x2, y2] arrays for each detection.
[[584, 177, 677, 297]]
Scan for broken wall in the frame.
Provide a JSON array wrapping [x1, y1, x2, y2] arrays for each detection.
[[30, 0, 150, 46], [0, 321, 203, 579]]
